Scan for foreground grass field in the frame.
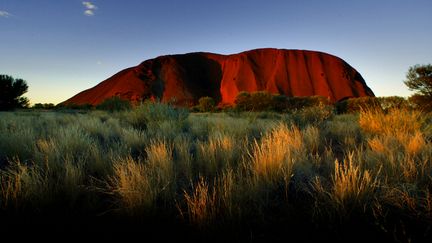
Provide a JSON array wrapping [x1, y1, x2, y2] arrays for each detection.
[[0, 103, 431, 242]]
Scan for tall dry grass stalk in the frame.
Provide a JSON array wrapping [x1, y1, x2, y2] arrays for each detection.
[[146, 139, 174, 180], [303, 126, 320, 154], [183, 177, 217, 227], [313, 153, 380, 216], [145, 139, 175, 200], [110, 139, 175, 214], [180, 170, 238, 226], [379, 185, 432, 221], [331, 153, 379, 210], [250, 123, 303, 186], [196, 132, 237, 177], [404, 131, 426, 155], [0, 158, 50, 209], [63, 158, 85, 203], [215, 169, 236, 219], [173, 135, 193, 182], [111, 156, 154, 213]]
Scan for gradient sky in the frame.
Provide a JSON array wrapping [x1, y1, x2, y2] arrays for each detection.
[[1, 0, 431, 105]]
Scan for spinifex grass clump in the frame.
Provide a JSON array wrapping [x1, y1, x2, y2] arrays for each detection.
[[110, 139, 175, 214], [0, 158, 49, 209], [196, 132, 238, 178], [249, 124, 303, 187], [360, 108, 432, 184], [180, 170, 239, 228], [183, 177, 217, 227], [110, 156, 154, 213], [330, 154, 379, 213], [359, 108, 422, 136]]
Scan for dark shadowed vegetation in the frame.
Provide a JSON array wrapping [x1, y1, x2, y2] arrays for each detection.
[[95, 96, 132, 112], [0, 74, 29, 111], [32, 103, 55, 109]]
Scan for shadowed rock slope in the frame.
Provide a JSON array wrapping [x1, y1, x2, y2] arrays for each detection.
[[63, 48, 374, 106]]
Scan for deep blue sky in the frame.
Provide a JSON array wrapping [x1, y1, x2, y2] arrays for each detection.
[[1, 0, 431, 104]]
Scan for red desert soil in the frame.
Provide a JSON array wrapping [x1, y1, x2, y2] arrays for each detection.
[[63, 48, 374, 106]]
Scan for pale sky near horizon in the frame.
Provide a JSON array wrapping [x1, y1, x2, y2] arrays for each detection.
[[1, 0, 431, 104]]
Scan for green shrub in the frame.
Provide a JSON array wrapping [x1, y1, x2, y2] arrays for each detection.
[[96, 96, 132, 112], [197, 97, 216, 112], [249, 91, 274, 111], [234, 91, 276, 111], [219, 103, 235, 113], [125, 101, 189, 130], [291, 104, 334, 127], [408, 94, 432, 112], [336, 97, 381, 113], [235, 91, 332, 112], [56, 103, 94, 110], [234, 91, 252, 111], [32, 103, 55, 109], [285, 96, 331, 111], [377, 96, 409, 111], [271, 95, 288, 112]]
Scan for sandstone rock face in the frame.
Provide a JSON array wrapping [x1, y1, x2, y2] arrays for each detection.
[[63, 48, 374, 106]]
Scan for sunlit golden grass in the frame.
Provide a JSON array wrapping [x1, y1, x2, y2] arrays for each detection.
[[405, 131, 426, 155], [359, 108, 422, 136], [180, 169, 238, 227], [110, 139, 175, 213], [183, 177, 217, 227], [145, 139, 173, 181], [249, 123, 302, 186], [331, 153, 379, 211], [110, 156, 154, 213], [361, 108, 432, 185], [312, 153, 380, 218]]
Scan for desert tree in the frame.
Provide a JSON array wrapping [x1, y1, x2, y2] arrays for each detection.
[[404, 64, 432, 112], [0, 74, 29, 110]]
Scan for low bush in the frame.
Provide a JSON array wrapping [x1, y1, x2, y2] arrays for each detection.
[[377, 96, 409, 111], [32, 103, 55, 109], [290, 103, 334, 127], [96, 96, 132, 112], [56, 103, 94, 110], [196, 96, 216, 112], [124, 100, 189, 131], [336, 97, 381, 113], [234, 91, 252, 111], [234, 91, 332, 113]]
